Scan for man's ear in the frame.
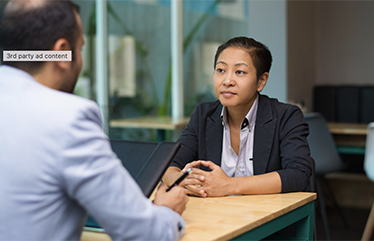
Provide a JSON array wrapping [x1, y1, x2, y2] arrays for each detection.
[[257, 72, 269, 92], [52, 38, 71, 70]]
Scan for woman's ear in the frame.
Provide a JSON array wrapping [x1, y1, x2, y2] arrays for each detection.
[[52, 38, 71, 70], [257, 72, 269, 92]]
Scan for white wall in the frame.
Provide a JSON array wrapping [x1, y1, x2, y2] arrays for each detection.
[[287, 0, 374, 111], [287, 1, 316, 112], [248, 0, 287, 102], [316, 1, 374, 85]]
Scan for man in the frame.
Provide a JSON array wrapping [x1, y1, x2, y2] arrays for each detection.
[[0, 0, 188, 240]]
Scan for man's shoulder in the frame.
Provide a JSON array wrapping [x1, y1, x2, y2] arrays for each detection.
[[48, 91, 101, 124], [54, 90, 97, 110], [20, 79, 102, 127]]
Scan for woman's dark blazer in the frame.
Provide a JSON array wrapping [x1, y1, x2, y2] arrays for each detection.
[[171, 94, 312, 192]]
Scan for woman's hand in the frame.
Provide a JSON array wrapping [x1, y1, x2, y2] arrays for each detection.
[[179, 161, 207, 197], [192, 161, 233, 197]]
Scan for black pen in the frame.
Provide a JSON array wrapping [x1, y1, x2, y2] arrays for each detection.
[[166, 168, 192, 192]]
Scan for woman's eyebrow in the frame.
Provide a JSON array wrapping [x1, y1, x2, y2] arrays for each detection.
[[216, 61, 249, 68], [216, 61, 227, 66], [235, 62, 249, 67]]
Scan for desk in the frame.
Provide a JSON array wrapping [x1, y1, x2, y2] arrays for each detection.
[[110, 116, 190, 130], [110, 116, 190, 141], [81, 192, 316, 241], [327, 122, 367, 155], [81, 231, 110, 241]]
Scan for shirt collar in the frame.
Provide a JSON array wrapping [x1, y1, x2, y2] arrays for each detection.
[[0, 65, 37, 82], [220, 94, 259, 131]]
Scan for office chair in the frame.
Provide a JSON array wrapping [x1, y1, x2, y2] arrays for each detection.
[[304, 112, 349, 241], [361, 122, 374, 241]]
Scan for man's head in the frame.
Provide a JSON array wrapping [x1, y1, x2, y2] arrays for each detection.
[[0, 0, 84, 93]]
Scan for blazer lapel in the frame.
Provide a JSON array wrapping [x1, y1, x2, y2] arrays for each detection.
[[253, 95, 276, 174], [205, 105, 223, 168]]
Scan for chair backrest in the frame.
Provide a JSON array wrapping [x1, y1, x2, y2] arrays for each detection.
[[364, 122, 374, 182], [304, 112, 345, 175]]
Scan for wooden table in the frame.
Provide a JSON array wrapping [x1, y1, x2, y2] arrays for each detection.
[[110, 116, 190, 130], [110, 116, 190, 141], [81, 192, 316, 241], [81, 231, 110, 241], [327, 122, 368, 155]]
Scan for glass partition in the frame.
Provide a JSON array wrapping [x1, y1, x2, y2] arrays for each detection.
[[73, 0, 249, 141]]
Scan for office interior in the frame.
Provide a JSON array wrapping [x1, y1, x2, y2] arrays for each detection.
[[73, 0, 374, 136], [1, 0, 371, 239], [70, 1, 374, 240]]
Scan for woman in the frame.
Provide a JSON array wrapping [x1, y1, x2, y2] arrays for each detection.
[[162, 37, 312, 197]]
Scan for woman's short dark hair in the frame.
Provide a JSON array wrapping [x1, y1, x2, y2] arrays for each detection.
[[214, 36, 273, 81], [0, 0, 80, 70]]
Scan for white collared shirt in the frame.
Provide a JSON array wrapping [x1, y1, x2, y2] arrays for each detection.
[[220, 94, 259, 177]]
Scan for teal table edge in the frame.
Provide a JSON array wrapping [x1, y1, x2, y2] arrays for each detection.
[[336, 145, 365, 155], [231, 201, 315, 241], [83, 226, 105, 233]]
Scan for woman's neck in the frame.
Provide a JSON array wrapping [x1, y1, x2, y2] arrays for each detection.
[[226, 104, 252, 129]]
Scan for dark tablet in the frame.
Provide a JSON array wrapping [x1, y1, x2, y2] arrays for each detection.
[[84, 139, 182, 230], [111, 139, 182, 197]]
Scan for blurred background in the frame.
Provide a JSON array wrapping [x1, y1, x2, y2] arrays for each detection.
[[70, 2, 374, 238]]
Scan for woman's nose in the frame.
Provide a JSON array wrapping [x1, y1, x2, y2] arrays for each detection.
[[223, 74, 234, 86]]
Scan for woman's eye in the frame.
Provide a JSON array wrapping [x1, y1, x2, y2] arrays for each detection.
[[216, 68, 225, 73], [236, 70, 246, 75]]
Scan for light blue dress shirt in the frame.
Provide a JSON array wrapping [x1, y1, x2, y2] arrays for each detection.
[[0, 65, 185, 241]]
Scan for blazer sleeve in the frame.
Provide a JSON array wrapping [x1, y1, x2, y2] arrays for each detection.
[[276, 105, 312, 193], [170, 105, 200, 170], [59, 102, 185, 241]]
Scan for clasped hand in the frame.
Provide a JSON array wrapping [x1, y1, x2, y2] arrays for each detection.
[[178, 160, 232, 197]]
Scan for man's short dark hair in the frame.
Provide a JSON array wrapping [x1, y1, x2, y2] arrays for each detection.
[[214, 36, 273, 81], [0, 0, 80, 72]]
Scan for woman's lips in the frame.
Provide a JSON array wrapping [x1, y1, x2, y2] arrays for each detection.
[[221, 91, 236, 97]]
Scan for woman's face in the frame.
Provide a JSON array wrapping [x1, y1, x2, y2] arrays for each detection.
[[213, 47, 267, 111]]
